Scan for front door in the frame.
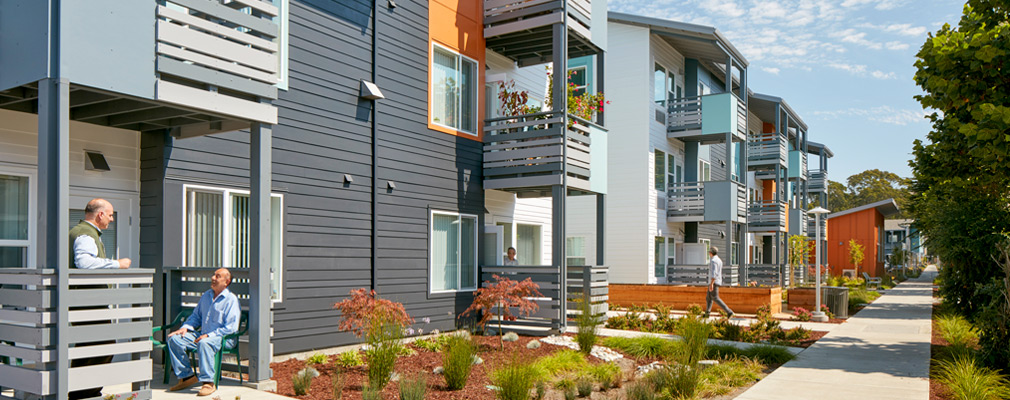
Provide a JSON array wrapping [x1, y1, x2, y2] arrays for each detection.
[[482, 225, 504, 266]]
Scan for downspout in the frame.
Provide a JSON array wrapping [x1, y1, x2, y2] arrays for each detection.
[[370, 2, 378, 291]]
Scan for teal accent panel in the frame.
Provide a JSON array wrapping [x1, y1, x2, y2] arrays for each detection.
[[568, 56, 594, 94], [61, 0, 156, 99], [701, 93, 737, 136], [589, 124, 608, 194], [0, 0, 48, 90], [788, 151, 803, 179], [703, 181, 735, 222]]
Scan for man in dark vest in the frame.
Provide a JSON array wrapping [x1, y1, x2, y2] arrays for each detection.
[[67, 198, 131, 399]]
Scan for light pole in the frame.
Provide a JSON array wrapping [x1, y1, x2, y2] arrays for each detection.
[[809, 206, 830, 322], [899, 222, 911, 272]]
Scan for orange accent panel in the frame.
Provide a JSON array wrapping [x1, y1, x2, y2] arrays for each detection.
[[826, 208, 885, 277], [763, 123, 775, 134], [762, 180, 775, 201], [428, 0, 485, 142]]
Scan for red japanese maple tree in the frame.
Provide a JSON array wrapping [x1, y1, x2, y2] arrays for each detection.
[[333, 288, 414, 338], [460, 274, 543, 349]]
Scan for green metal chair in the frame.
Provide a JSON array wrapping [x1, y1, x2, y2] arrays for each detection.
[[205, 310, 249, 387], [152, 309, 194, 384]]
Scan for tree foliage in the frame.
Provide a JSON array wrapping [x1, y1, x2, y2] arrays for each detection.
[[333, 288, 414, 338], [825, 170, 910, 217], [848, 239, 865, 274], [909, 0, 1010, 371], [787, 235, 812, 286], [460, 274, 543, 350]]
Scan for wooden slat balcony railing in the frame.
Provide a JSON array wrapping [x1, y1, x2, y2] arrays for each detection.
[[748, 132, 788, 169], [667, 93, 747, 144], [483, 0, 593, 42], [748, 200, 787, 232], [483, 112, 594, 194], [809, 169, 827, 192], [480, 264, 607, 335], [155, 0, 281, 124], [0, 269, 154, 399]]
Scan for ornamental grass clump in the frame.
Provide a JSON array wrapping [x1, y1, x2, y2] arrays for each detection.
[[331, 370, 344, 400], [333, 288, 414, 390], [575, 376, 594, 397], [365, 321, 402, 389], [601, 336, 677, 360], [442, 333, 478, 390], [574, 299, 602, 356], [743, 344, 796, 364], [933, 356, 1010, 400], [398, 374, 427, 400], [673, 317, 712, 365], [292, 370, 312, 396], [936, 313, 979, 359], [492, 357, 539, 400], [625, 380, 657, 400], [588, 363, 621, 389]]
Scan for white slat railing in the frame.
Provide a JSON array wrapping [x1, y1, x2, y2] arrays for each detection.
[[749, 132, 787, 166]]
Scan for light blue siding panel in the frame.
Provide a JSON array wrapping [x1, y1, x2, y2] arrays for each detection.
[[0, 0, 49, 90], [61, 0, 155, 99]]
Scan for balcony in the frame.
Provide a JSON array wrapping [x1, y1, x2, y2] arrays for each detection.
[[483, 112, 607, 196], [0, 0, 280, 137], [484, 0, 601, 66], [667, 181, 747, 223], [748, 200, 787, 233], [788, 151, 808, 180], [0, 269, 154, 399], [807, 217, 828, 240], [789, 208, 808, 236], [749, 132, 787, 170], [809, 169, 827, 192], [667, 93, 747, 144]]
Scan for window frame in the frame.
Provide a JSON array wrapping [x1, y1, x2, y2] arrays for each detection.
[[698, 160, 712, 182], [430, 42, 478, 136], [667, 153, 678, 190], [699, 239, 712, 263], [429, 210, 479, 294], [181, 184, 285, 302], [515, 222, 544, 266], [568, 65, 588, 97], [566, 236, 587, 267], [0, 167, 37, 268], [653, 63, 667, 105], [654, 149, 666, 192]]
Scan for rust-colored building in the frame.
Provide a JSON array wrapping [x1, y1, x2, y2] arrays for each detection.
[[825, 199, 900, 277]]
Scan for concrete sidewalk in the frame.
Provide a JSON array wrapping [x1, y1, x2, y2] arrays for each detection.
[[736, 266, 937, 400]]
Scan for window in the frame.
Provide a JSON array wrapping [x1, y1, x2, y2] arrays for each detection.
[[732, 142, 743, 182], [698, 160, 712, 182], [184, 186, 284, 301], [567, 237, 586, 266], [698, 82, 710, 96], [731, 242, 739, 265], [667, 71, 679, 102], [430, 211, 477, 292], [0, 174, 30, 268], [700, 239, 711, 263], [496, 221, 513, 251], [431, 44, 477, 134], [667, 154, 678, 189], [654, 150, 666, 191], [654, 236, 666, 278], [654, 63, 666, 105], [517, 223, 542, 265], [569, 66, 587, 97]]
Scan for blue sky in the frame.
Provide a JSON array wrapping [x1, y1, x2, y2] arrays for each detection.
[[609, 0, 966, 181]]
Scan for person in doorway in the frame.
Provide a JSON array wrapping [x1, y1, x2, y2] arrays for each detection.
[[167, 268, 241, 396], [503, 247, 518, 265], [67, 198, 131, 399], [705, 246, 734, 319]]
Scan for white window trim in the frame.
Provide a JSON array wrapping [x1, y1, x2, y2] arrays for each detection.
[[654, 149, 666, 194], [566, 236, 587, 266], [429, 210, 479, 294], [515, 221, 545, 266], [653, 62, 668, 104], [699, 160, 712, 182], [568, 65, 587, 95], [275, 0, 290, 90], [0, 166, 37, 268], [181, 184, 284, 303], [430, 42, 478, 136], [700, 239, 712, 263]]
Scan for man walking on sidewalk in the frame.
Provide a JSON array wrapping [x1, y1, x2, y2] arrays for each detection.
[[705, 246, 734, 319]]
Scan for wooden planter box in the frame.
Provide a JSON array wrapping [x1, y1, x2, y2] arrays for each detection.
[[787, 287, 816, 311], [609, 284, 781, 314]]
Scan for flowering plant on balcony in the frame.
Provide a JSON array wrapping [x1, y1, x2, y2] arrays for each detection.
[[546, 69, 608, 126]]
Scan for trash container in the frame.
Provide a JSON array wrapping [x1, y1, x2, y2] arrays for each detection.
[[822, 286, 849, 319]]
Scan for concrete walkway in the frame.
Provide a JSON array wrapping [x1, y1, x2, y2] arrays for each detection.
[[107, 365, 286, 400], [736, 265, 938, 400]]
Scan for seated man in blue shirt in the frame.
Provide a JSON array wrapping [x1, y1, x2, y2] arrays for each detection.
[[167, 268, 241, 396]]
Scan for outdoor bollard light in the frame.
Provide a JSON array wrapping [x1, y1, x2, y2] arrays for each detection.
[[809, 206, 830, 322]]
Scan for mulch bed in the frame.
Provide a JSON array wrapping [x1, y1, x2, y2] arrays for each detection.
[[271, 335, 609, 400], [929, 303, 953, 400]]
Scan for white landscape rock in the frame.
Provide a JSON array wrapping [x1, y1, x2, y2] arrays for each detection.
[[526, 339, 542, 349], [503, 332, 519, 342], [540, 335, 624, 362]]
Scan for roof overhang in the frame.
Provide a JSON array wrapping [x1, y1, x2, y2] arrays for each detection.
[[807, 141, 834, 158], [827, 199, 900, 220], [749, 92, 807, 132]]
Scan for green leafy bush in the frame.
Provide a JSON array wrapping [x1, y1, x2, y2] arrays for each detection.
[[365, 322, 401, 389], [398, 374, 427, 400], [934, 356, 1010, 400], [306, 352, 328, 365], [336, 350, 365, 368], [442, 334, 477, 390], [588, 363, 621, 390], [626, 381, 657, 400], [575, 376, 593, 397], [743, 344, 796, 364], [492, 358, 539, 400], [532, 349, 588, 378], [292, 370, 312, 396], [601, 336, 677, 359]]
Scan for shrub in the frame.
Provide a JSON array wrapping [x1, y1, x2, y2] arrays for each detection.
[[713, 319, 743, 342], [305, 352, 328, 365], [336, 350, 365, 368], [333, 288, 413, 338], [588, 363, 621, 390], [647, 365, 700, 399], [698, 357, 763, 396], [784, 327, 812, 344], [534, 380, 547, 400], [706, 344, 745, 360], [461, 274, 543, 350], [674, 317, 711, 365], [791, 307, 812, 321], [442, 334, 478, 390], [601, 336, 676, 360], [575, 300, 602, 355], [743, 344, 796, 364], [492, 357, 539, 400], [361, 384, 382, 400], [331, 370, 344, 400], [554, 377, 576, 391], [365, 322, 401, 389], [849, 289, 882, 314], [934, 356, 1010, 400], [532, 349, 588, 379], [413, 335, 449, 352], [936, 314, 979, 350], [563, 389, 577, 400], [398, 374, 427, 400], [292, 370, 313, 396], [575, 376, 594, 397], [626, 381, 657, 400]]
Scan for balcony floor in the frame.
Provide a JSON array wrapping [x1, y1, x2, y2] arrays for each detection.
[[667, 128, 745, 145]]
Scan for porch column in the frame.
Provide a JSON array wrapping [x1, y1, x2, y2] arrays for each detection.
[[552, 11, 568, 330], [249, 122, 273, 386], [596, 194, 605, 266], [38, 77, 71, 398]]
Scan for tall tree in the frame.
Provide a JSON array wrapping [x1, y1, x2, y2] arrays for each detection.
[[826, 180, 853, 211], [910, 0, 1010, 371], [846, 169, 910, 217]]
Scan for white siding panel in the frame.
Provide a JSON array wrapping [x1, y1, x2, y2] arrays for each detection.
[[485, 189, 554, 266]]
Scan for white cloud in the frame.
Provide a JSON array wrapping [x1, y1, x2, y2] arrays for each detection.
[[871, 70, 897, 79], [840, 0, 906, 10], [885, 41, 910, 50], [812, 106, 927, 125], [761, 67, 781, 75], [829, 63, 867, 74]]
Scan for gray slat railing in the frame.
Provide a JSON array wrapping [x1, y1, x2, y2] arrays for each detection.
[[745, 264, 785, 287], [749, 132, 787, 167], [0, 268, 154, 399], [809, 169, 827, 192], [483, 112, 594, 192], [479, 265, 607, 336], [483, 0, 593, 41], [748, 201, 786, 231]]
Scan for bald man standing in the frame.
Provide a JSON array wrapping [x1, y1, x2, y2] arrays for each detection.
[[69, 198, 131, 269]]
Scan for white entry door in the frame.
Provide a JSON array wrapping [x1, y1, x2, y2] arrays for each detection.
[[482, 225, 504, 266]]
